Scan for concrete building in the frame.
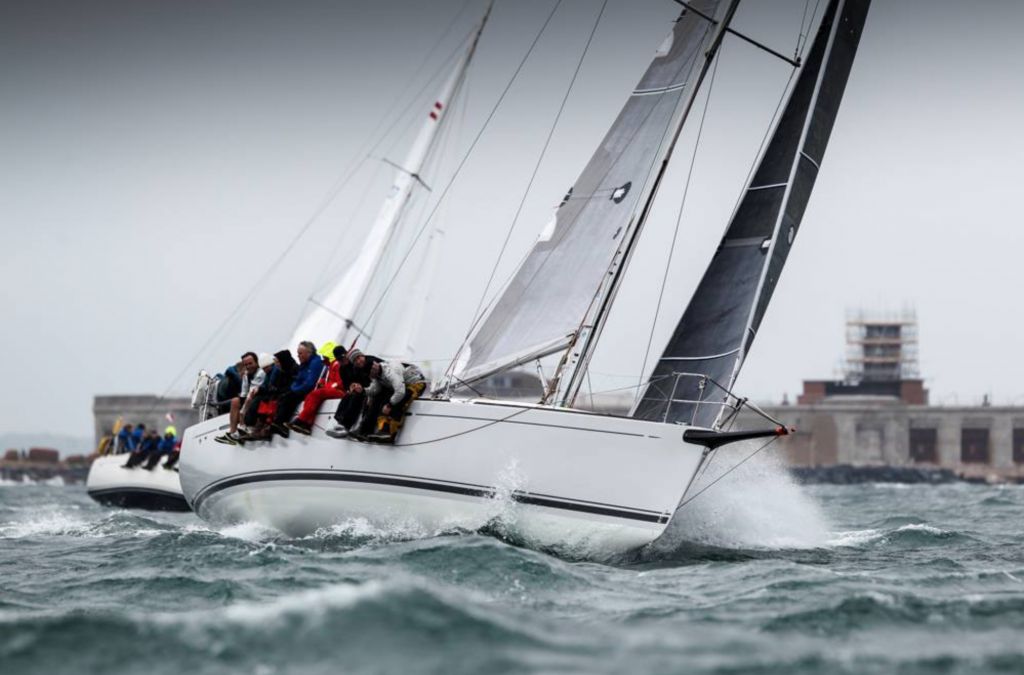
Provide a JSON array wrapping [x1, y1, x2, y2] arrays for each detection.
[[92, 395, 198, 447], [735, 401, 1024, 481], [735, 311, 1024, 481]]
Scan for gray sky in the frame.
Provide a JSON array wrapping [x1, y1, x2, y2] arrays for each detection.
[[2, 0, 1023, 438]]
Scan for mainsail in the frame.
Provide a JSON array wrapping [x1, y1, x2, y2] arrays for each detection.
[[633, 0, 871, 428], [376, 228, 444, 359], [451, 1, 731, 387], [289, 14, 487, 349]]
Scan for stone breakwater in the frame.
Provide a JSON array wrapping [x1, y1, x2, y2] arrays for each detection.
[[789, 464, 1022, 485]]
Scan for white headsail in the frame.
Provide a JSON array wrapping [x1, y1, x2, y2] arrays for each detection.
[[447, 1, 734, 395], [289, 12, 488, 350]]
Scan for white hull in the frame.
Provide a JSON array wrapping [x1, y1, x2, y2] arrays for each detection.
[[86, 454, 189, 512], [180, 399, 708, 554]]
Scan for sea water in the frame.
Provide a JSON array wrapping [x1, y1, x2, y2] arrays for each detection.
[[2, 457, 1023, 675]]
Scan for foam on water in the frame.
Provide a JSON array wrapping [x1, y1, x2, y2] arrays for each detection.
[[154, 581, 388, 628], [482, 459, 525, 538], [0, 509, 90, 538], [0, 475, 65, 487], [213, 520, 282, 543], [3, 483, 1024, 674], [656, 443, 833, 551], [828, 528, 883, 547]]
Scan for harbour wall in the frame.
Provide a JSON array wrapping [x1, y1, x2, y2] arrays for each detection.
[[735, 398, 1024, 482]]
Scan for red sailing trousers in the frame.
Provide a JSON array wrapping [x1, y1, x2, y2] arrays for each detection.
[[296, 388, 345, 426]]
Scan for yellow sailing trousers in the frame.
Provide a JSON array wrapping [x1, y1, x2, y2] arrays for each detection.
[[376, 381, 427, 439]]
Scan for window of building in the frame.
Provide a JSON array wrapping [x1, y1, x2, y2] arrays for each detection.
[[909, 428, 938, 463], [1014, 429, 1024, 464], [961, 428, 990, 464]]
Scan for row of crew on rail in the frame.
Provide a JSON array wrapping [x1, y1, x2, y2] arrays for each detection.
[[212, 341, 427, 446], [114, 423, 180, 471]]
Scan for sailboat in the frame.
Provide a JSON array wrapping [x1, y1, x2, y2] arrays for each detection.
[[179, 0, 871, 554], [85, 11, 486, 513], [86, 452, 189, 511]]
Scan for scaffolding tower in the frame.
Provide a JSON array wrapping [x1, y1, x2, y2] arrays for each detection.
[[844, 308, 919, 384]]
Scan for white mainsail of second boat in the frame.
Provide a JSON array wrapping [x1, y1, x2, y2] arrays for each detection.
[[179, 0, 872, 555], [289, 10, 488, 351]]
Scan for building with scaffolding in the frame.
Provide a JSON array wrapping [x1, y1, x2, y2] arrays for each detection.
[[797, 310, 927, 405], [737, 309, 1024, 482]]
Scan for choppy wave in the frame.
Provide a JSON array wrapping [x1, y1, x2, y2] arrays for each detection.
[[2, 479, 1024, 674], [0, 474, 65, 487], [650, 446, 833, 554]]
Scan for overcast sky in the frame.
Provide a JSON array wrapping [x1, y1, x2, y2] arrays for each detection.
[[3, 0, 1023, 438]]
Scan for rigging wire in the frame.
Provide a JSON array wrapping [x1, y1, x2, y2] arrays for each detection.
[[675, 435, 779, 510], [299, 36, 472, 307], [628, 0, 829, 416], [282, 41, 477, 344], [356, 0, 567, 333], [637, 0, 827, 400], [444, 6, 717, 385], [633, 41, 724, 406], [465, 0, 609, 329], [795, 0, 824, 58], [361, 74, 464, 349], [310, 405, 534, 447], [147, 2, 483, 406]]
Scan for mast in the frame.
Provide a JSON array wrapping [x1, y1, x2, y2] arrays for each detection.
[[553, 0, 741, 406], [632, 0, 872, 428], [289, 8, 490, 349], [447, 1, 733, 393]]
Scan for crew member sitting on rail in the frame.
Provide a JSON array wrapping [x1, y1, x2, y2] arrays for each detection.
[[357, 360, 427, 444], [123, 428, 158, 468], [162, 428, 182, 470], [215, 360, 245, 415], [270, 341, 322, 438], [325, 349, 381, 439], [131, 424, 146, 451], [287, 344, 348, 436], [239, 350, 297, 442], [145, 426, 178, 470], [144, 428, 176, 469], [222, 352, 276, 445], [214, 351, 263, 446], [116, 424, 135, 454]]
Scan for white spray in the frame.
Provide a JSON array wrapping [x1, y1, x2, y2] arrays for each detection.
[[654, 441, 833, 551]]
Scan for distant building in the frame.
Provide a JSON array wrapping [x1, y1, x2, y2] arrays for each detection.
[[27, 448, 59, 464], [743, 310, 1024, 481], [798, 310, 927, 404]]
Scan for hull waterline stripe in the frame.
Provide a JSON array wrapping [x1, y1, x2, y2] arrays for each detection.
[[88, 486, 184, 500], [88, 486, 191, 512], [191, 471, 668, 524]]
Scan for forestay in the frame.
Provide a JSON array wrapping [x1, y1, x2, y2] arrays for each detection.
[[633, 0, 871, 428], [451, 1, 725, 386]]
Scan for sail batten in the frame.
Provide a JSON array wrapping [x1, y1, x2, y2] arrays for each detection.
[[632, 0, 871, 428], [452, 1, 728, 388]]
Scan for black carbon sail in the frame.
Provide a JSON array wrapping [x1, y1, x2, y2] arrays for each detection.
[[633, 0, 871, 428]]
